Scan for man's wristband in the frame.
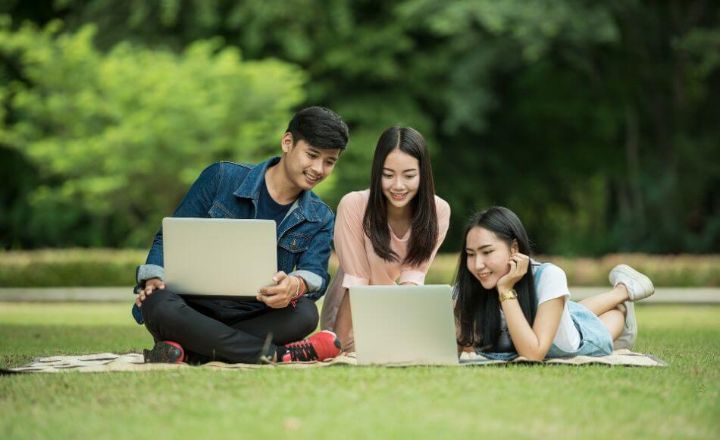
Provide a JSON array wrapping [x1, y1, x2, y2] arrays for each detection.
[[292, 276, 301, 299], [289, 276, 306, 308], [291, 276, 307, 300]]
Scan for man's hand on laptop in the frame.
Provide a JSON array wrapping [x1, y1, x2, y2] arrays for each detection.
[[257, 271, 303, 308], [135, 278, 165, 307]]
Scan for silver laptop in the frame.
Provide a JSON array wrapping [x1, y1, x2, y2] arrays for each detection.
[[349, 285, 460, 366], [162, 217, 277, 297]]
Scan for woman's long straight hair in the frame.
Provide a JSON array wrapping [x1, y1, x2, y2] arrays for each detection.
[[454, 207, 537, 352], [363, 126, 438, 266]]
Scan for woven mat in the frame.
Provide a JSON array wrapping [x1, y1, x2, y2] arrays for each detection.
[[459, 349, 667, 367], [3, 352, 356, 374], [2, 349, 666, 374]]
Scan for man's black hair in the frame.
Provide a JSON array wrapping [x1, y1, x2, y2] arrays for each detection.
[[286, 106, 349, 150]]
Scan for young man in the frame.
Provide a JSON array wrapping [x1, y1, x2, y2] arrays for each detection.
[[133, 106, 349, 364]]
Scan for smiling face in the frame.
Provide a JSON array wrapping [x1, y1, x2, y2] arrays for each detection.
[[281, 133, 340, 191], [465, 226, 518, 290], [381, 148, 420, 211]]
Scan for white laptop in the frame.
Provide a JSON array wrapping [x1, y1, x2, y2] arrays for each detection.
[[349, 285, 460, 366], [162, 217, 277, 297]]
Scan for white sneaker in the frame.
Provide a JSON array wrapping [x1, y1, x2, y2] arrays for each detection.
[[609, 264, 655, 301], [613, 302, 637, 350]]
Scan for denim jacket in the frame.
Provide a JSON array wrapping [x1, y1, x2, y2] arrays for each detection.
[[132, 157, 335, 323]]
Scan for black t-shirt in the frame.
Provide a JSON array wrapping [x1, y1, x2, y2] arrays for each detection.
[[256, 173, 293, 228]]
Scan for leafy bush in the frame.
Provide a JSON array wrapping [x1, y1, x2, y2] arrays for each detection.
[[0, 20, 305, 248], [0, 249, 145, 287], [1, 249, 718, 287]]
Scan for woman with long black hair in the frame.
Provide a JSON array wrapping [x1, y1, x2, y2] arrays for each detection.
[[454, 206, 655, 360], [320, 126, 450, 352]]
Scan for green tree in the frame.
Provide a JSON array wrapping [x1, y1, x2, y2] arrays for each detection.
[[397, 0, 720, 254], [1, 1, 718, 254], [0, 19, 305, 247]]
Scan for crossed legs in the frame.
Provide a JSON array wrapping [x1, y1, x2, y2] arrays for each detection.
[[579, 285, 629, 340], [579, 265, 655, 344], [140, 289, 318, 363]]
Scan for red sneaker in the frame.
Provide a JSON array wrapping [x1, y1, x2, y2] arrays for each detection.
[[279, 330, 341, 363], [143, 340, 185, 364]]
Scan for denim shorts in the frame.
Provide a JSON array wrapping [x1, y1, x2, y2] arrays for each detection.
[[545, 301, 613, 358], [480, 301, 613, 360]]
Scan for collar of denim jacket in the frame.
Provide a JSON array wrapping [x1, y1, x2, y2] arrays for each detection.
[[232, 156, 323, 222]]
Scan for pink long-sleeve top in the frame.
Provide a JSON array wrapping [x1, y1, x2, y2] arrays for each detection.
[[334, 190, 451, 287]]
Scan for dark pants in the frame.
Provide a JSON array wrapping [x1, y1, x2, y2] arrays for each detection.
[[140, 289, 318, 364]]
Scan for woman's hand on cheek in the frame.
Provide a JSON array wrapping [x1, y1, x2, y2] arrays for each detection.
[[496, 252, 530, 292]]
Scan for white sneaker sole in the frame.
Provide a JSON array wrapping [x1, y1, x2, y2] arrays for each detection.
[[613, 301, 637, 350], [610, 264, 655, 301]]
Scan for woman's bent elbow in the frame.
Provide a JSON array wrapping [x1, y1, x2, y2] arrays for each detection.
[[517, 346, 549, 361]]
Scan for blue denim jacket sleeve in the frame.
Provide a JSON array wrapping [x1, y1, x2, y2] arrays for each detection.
[[293, 212, 334, 300], [132, 163, 222, 324], [145, 163, 222, 268]]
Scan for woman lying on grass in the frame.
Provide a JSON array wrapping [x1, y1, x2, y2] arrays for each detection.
[[454, 206, 655, 360]]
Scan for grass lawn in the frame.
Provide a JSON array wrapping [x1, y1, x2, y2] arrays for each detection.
[[1, 303, 718, 439]]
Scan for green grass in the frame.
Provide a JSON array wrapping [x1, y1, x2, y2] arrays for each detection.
[[1, 303, 719, 439]]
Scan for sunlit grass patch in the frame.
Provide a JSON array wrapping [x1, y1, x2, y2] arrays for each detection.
[[1, 303, 718, 439]]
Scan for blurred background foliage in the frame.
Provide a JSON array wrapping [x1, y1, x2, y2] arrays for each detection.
[[0, 0, 718, 255]]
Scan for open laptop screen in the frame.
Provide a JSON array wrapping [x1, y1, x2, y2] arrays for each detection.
[[349, 285, 459, 365], [163, 217, 277, 297]]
